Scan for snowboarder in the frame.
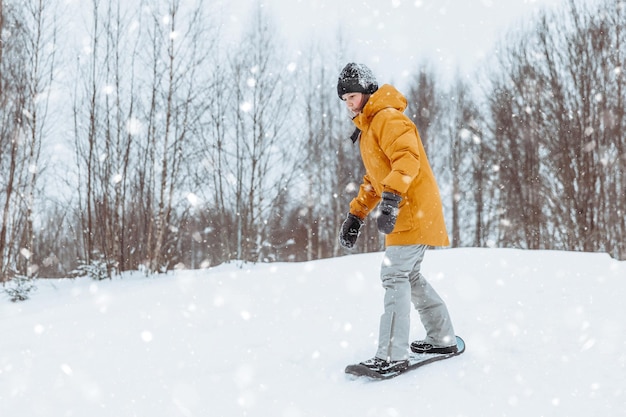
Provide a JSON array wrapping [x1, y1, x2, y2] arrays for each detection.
[[337, 63, 458, 376]]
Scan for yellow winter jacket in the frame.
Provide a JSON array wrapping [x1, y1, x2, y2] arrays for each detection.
[[349, 84, 450, 247]]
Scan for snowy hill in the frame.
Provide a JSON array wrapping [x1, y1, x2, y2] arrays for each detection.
[[1, 248, 625, 417]]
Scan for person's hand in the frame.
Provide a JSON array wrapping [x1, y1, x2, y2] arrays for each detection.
[[339, 213, 363, 249], [377, 192, 401, 234]]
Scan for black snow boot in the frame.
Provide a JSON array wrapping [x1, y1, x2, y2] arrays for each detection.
[[359, 357, 409, 375], [410, 341, 458, 354]]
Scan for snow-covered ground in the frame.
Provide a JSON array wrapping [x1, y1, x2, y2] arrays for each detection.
[[1, 248, 624, 417]]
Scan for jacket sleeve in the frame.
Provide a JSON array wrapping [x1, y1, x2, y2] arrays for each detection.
[[349, 173, 381, 219], [375, 110, 421, 195]]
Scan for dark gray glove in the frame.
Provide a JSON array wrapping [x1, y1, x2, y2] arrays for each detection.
[[377, 192, 402, 234], [339, 213, 363, 249]]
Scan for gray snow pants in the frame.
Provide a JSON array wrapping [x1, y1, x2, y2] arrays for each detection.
[[376, 244, 456, 361]]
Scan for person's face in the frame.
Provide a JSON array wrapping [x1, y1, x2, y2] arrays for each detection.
[[341, 92, 364, 116]]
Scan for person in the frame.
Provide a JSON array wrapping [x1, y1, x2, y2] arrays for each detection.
[[337, 62, 457, 376]]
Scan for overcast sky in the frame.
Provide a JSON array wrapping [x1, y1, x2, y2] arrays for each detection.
[[223, 0, 569, 87]]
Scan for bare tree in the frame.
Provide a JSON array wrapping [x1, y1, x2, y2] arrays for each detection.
[[533, 0, 625, 255], [0, 1, 20, 281], [486, 0, 625, 257], [17, 0, 58, 276], [68, 0, 215, 274], [443, 80, 489, 247], [140, 0, 213, 272], [407, 64, 442, 154], [487, 19, 561, 250], [227, 4, 298, 262], [294, 42, 355, 261], [69, 0, 138, 275], [179, 33, 226, 267], [0, 0, 58, 282]]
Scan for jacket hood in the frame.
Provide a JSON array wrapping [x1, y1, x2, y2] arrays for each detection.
[[353, 84, 407, 130]]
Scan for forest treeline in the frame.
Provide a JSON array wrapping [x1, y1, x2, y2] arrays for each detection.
[[1, 0, 624, 285]]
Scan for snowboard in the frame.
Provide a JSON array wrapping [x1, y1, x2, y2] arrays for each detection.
[[345, 336, 465, 380]]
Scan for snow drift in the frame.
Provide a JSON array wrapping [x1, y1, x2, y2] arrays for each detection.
[[1, 248, 624, 416]]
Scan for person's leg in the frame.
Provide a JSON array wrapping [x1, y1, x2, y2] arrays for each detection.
[[375, 245, 414, 361], [409, 245, 456, 347]]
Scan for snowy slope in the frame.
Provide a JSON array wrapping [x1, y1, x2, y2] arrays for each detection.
[[1, 248, 625, 417]]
